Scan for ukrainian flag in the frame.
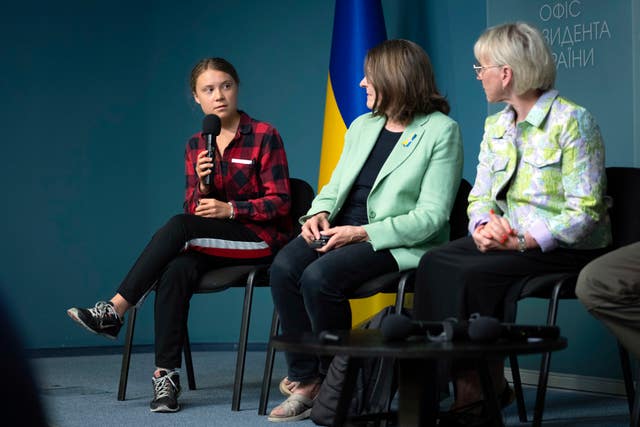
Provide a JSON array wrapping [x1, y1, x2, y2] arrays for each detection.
[[318, 0, 389, 326]]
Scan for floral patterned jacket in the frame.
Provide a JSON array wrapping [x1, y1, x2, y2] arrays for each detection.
[[468, 90, 611, 252]]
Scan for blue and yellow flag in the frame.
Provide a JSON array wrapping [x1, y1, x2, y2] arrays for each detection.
[[318, 0, 389, 326]]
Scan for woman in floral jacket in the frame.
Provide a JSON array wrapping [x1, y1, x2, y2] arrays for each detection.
[[413, 22, 611, 425]]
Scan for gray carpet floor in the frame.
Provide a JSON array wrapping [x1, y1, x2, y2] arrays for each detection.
[[33, 349, 631, 426]]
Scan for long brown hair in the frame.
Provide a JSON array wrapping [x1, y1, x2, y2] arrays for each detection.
[[365, 39, 449, 124]]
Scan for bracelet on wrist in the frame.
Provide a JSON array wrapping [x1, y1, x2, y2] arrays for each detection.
[[228, 202, 235, 219], [517, 234, 526, 252]]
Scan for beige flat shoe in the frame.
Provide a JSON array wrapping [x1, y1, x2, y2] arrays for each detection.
[[267, 393, 314, 422]]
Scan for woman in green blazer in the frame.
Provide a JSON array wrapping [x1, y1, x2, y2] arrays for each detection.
[[268, 39, 463, 422]]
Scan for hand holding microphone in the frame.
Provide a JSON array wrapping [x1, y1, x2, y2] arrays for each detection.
[[201, 114, 221, 186]]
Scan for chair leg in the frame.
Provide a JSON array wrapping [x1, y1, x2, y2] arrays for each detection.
[[632, 378, 640, 427], [117, 307, 138, 401], [532, 351, 553, 427], [384, 364, 400, 427], [532, 281, 562, 427], [509, 354, 528, 422], [232, 271, 257, 411], [478, 360, 505, 427], [259, 309, 280, 415], [183, 328, 196, 390], [619, 341, 635, 415], [369, 357, 396, 427], [394, 272, 409, 313]]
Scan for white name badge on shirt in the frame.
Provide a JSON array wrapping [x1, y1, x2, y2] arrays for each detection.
[[231, 158, 253, 165]]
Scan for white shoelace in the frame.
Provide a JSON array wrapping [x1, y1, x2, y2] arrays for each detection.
[[153, 374, 178, 399], [89, 301, 118, 325]]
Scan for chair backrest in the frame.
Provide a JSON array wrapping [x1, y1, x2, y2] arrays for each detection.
[[606, 167, 640, 249], [289, 178, 315, 235], [350, 177, 473, 302], [450, 178, 472, 240], [508, 167, 640, 304]]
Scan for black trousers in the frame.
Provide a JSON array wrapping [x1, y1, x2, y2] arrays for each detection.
[[413, 236, 608, 323], [116, 214, 272, 369], [269, 236, 397, 382]]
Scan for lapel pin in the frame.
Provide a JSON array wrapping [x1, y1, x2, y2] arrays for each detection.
[[401, 133, 417, 147]]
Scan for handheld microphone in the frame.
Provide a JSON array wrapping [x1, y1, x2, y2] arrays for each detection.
[[467, 315, 560, 343], [380, 314, 466, 342], [202, 114, 221, 185]]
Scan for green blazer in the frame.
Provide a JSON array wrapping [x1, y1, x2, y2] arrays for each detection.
[[302, 111, 463, 270]]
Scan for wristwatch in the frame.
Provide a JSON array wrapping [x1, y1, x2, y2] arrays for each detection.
[[517, 234, 526, 252]]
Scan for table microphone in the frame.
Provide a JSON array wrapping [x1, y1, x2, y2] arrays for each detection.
[[380, 313, 465, 342], [202, 114, 221, 185], [467, 315, 560, 343]]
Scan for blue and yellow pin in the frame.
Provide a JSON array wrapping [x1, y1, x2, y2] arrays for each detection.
[[401, 133, 417, 147]]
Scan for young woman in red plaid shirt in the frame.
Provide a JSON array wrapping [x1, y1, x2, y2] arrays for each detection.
[[67, 58, 292, 413]]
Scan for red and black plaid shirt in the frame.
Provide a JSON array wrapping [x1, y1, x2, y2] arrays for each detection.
[[184, 111, 292, 251]]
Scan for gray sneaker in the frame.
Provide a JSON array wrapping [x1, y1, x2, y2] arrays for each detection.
[[150, 370, 181, 413], [67, 301, 123, 340]]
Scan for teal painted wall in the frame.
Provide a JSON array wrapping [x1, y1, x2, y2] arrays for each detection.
[[0, 0, 634, 380]]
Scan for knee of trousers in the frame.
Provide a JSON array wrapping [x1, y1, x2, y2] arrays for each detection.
[[269, 250, 301, 296], [156, 256, 200, 295], [418, 251, 431, 268], [417, 249, 442, 273], [575, 263, 604, 309], [164, 214, 189, 232], [150, 214, 189, 242], [417, 245, 464, 272], [299, 265, 342, 303], [420, 258, 480, 287], [269, 238, 314, 292]]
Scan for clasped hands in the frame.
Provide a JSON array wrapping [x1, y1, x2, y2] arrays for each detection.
[[301, 212, 368, 253], [473, 209, 527, 252]]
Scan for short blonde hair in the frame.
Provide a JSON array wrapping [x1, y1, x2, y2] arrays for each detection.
[[474, 22, 555, 95]]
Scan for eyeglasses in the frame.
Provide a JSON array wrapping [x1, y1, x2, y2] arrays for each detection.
[[473, 64, 502, 77]]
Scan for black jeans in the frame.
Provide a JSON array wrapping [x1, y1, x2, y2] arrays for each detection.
[[116, 214, 272, 369], [270, 236, 397, 382], [413, 236, 608, 322], [413, 236, 608, 377]]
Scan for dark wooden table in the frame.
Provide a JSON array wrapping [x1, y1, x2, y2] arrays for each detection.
[[271, 329, 567, 427]]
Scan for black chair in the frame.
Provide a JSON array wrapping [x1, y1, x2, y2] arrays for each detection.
[[347, 178, 473, 313], [117, 177, 315, 411], [258, 178, 472, 415], [505, 167, 640, 426], [634, 374, 640, 427], [619, 344, 639, 427], [632, 354, 640, 427]]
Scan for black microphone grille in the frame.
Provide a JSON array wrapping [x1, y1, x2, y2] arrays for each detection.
[[202, 114, 221, 136], [380, 314, 413, 341], [468, 316, 501, 343]]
